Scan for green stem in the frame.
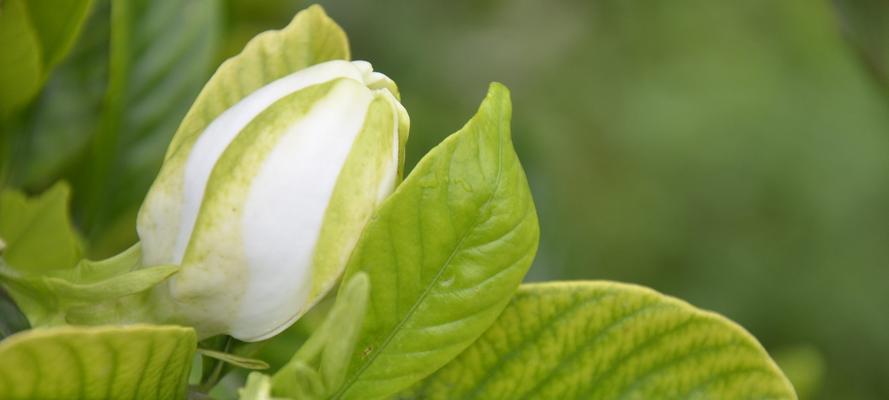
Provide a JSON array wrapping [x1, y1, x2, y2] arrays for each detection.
[[199, 336, 234, 393]]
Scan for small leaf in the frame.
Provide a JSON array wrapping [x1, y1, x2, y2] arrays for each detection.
[[271, 362, 325, 400], [198, 348, 270, 371], [7, 1, 111, 189], [0, 183, 82, 273], [238, 372, 276, 400], [331, 83, 539, 400], [319, 274, 370, 390], [271, 273, 370, 399], [407, 281, 797, 400], [0, 244, 177, 327], [0, 324, 197, 400]]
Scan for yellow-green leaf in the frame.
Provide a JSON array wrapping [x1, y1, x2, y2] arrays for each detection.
[[407, 281, 797, 399], [331, 83, 539, 400], [270, 273, 371, 399], [0, 324, 196, 400], [0, 183, 82, 273]]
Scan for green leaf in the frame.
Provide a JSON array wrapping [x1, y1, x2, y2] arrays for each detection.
[[0, 324, 196, 399], [330, 83, 539, 400], [74, 0, 221, 254], [0, 0, 42, 115], [0, 0, 92, 115], [273, 362, 325, 400], [24, 0, 95, 69], [0, 244, 177, 327], [271, 273, 370, 399], [239, 372, 279, 400], [407, 281, 797, 400], [0, 183, 82, 273], [6, 0, 111, 189]]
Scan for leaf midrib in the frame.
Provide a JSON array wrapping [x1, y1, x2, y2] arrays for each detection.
[[330, 110, 507, 400]]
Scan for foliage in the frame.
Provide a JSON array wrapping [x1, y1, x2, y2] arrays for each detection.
[[406, 281, 794, 399], [0, 0, 93, 115], [0, 324, 196, 400], [0, 2, 808, 400]]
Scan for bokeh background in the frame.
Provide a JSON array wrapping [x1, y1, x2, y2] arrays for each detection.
[[2, 0, 888, 398]]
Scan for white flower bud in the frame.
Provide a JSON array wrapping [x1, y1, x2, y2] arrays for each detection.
[[137, 60, 409, 341]]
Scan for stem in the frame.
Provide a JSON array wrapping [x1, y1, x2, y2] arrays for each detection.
[[199, 336, 234, 393]]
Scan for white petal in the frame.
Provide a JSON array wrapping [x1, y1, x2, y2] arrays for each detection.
[[171, 61, 364, 265], [232, 80, 374, 340]]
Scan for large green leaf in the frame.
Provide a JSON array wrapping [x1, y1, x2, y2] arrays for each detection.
[[75, 0, 221, 253], [8, 0, 111, 189], [330, 83, 539, 400], [0, 0, 42, 116], [0, 324, 196, 399], [407, 281, 796, 399], [0, 183, 82, 273], [24, 0, 95, 69], [0, 0, 93, 115]]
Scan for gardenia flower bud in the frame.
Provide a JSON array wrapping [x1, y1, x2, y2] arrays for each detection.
[[137, 60, 408, 341]]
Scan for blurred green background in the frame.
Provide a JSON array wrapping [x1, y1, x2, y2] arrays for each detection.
[[2, 0, 888, 398]]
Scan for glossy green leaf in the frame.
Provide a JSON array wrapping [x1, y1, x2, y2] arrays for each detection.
[[0, 0, 92, 115], [0, 183, 82, 273], [25, 0, 95, 69], [75, 0, 221, 253], [331, 83, 539, 400], [0, 0, 42, 115], [407, 281, 797, 400], [8, 1, 111, 189], [271, 273, 370, 399], [0, 244, 177, 327], [0, 324, 196, 399]]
